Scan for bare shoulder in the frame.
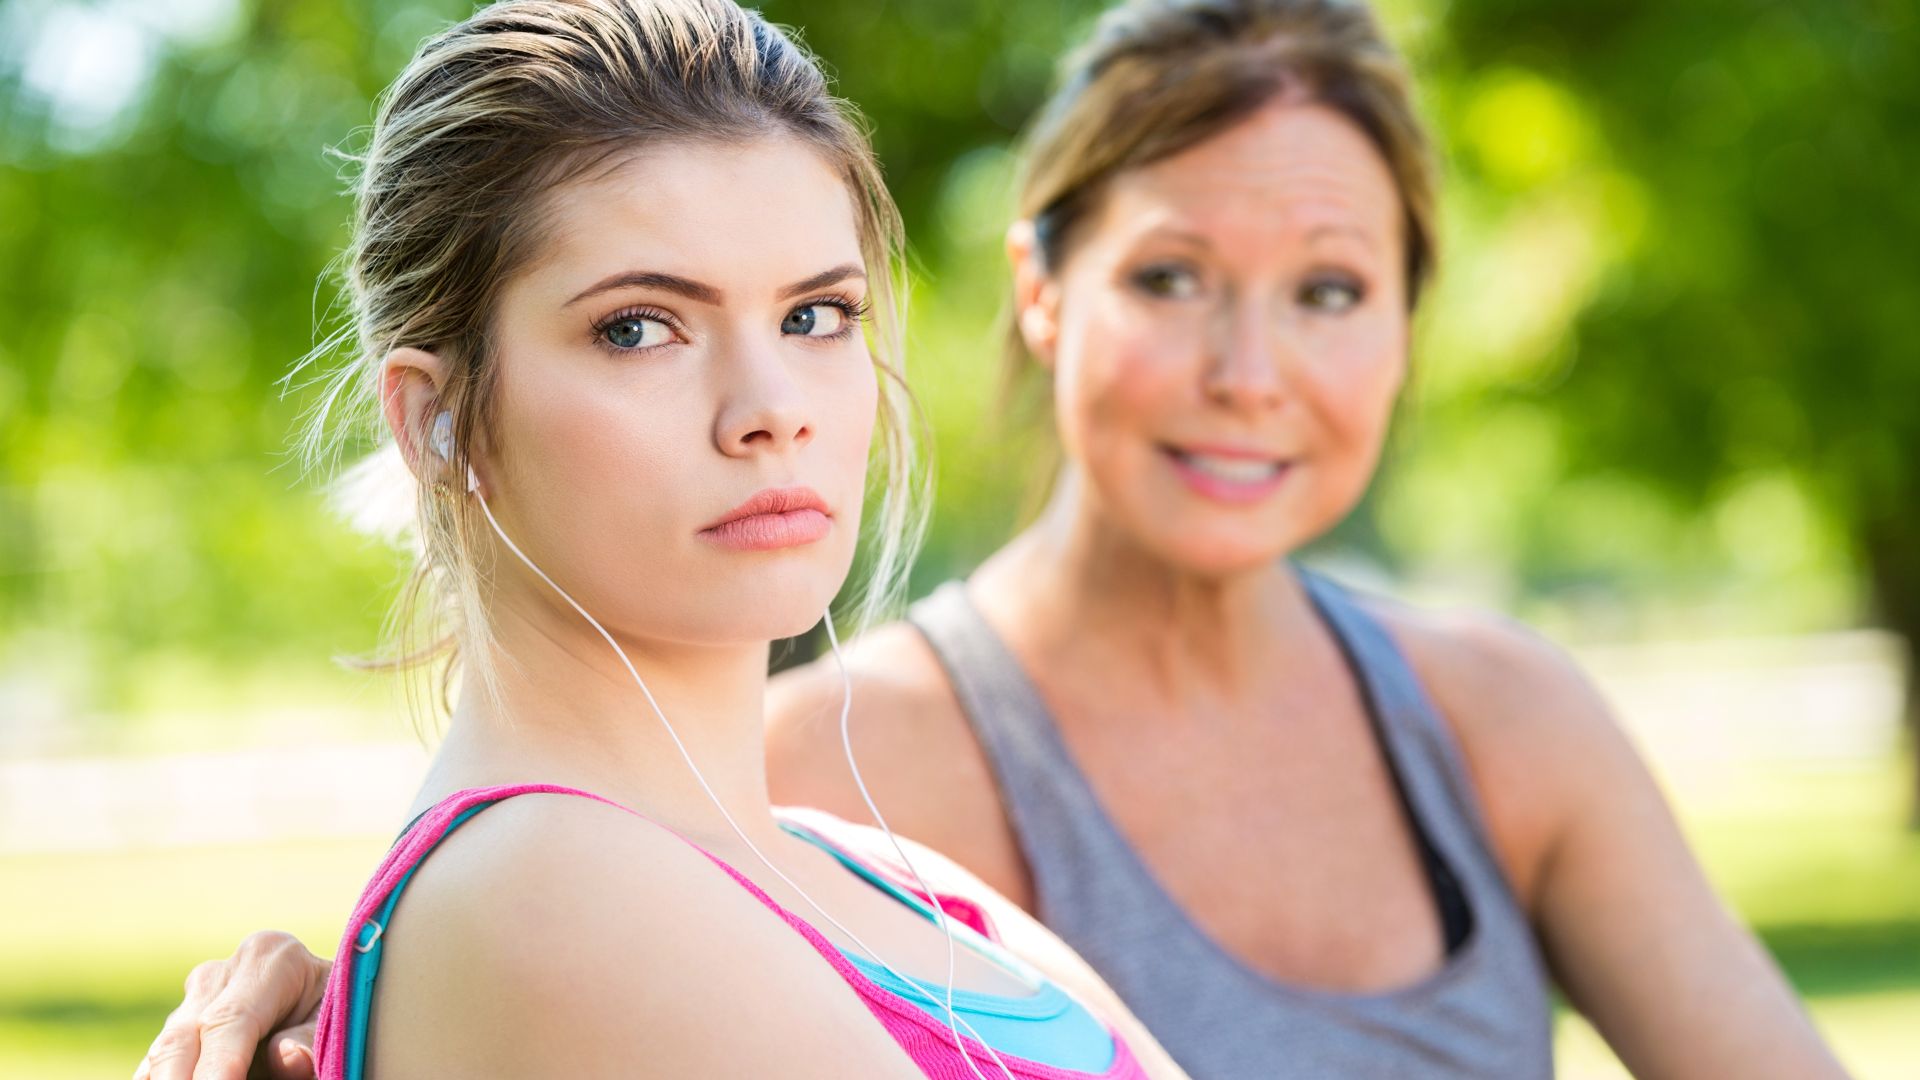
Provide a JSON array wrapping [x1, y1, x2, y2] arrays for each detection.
[[765, 619, 1025, 900], [765, 619, 970, 822], [366, 793, 917, 1078], [1358, 592, 1650, 908], [1362, 593, 1615, 741], [767, 618, 966, 772]]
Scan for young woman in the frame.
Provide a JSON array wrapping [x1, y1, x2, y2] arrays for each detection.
[[136, 1, 1190, 1078], [143, 1, 1848, 1078]]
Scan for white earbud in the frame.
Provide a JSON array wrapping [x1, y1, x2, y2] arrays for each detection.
[[428, 411, 454, 461], [428, 411, 479, 493]]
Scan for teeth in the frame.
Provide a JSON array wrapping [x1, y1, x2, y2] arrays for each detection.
[[1178, 452, 1283, 484]]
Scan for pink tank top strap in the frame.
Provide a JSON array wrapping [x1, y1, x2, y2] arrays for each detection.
[[314, 783, 655, 1076]]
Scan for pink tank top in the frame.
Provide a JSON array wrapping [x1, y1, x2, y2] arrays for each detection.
[[313, 783, 1150, 1079]]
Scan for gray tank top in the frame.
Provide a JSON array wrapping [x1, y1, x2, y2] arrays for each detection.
[[905, 568, 1555, 1079]]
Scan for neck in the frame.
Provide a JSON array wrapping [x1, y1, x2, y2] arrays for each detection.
[[978, 465, 1320, 701], [427, 586, 788, 846]]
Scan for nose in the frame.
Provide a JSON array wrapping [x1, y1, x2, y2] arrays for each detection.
[[1202, 299, 1288, 413], [712, 339, 814, 457]]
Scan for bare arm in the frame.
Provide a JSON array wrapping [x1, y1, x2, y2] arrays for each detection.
[[1526, 667, 1846, 1078], [1399, 609, 1849, 1080]]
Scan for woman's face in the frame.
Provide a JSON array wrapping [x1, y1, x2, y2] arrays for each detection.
[[1027, 100, 1409, 576], [476, 136, 878, 646]]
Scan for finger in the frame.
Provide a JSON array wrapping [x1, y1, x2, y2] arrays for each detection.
[[145, 957, 231, 1080], [184, 1034, 256, 1080], [139, 1014, 204, 1080], [264, 1022, 317, 1080], [187, 998, 284, 1080]]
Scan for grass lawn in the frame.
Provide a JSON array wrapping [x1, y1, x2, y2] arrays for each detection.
[[3, 757, 1915, 1078]]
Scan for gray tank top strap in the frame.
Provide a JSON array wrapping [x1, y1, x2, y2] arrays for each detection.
[[904, 571, 1554, 1080], [903, 581, 1131, 870], [1292, 567, 1515, 905]]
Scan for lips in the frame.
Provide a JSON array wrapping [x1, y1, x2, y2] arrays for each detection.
[[698, 486, 832, 552], [1161, 444, 1292, 504]]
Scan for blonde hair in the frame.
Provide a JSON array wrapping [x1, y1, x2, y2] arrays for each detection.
[[1005, 0, 1438, 404], [289, 0, 925, 729]]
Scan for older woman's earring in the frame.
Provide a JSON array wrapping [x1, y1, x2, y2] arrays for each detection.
[[428, 411, 454, 461]]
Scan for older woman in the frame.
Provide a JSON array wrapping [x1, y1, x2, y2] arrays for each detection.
[[141, 1, 1846, 1078]]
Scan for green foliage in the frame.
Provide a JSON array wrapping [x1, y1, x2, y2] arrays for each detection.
[[1, 0, 1913, 717], [1388, 0, 1918, 633]]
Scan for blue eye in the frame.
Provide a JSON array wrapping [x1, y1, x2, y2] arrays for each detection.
[[782, 298, 868, 339], [782, 302, 846, 337], [599, 315, 672, 350], [1301, 278, 1363, 313], [1131, 263, 1201, 299]]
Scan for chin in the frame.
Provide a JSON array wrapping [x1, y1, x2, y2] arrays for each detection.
[[1155, 535, 1293, 578], [1129, 505, 1333, 579], [663, 599, 832, 647], [708, 558, 852, 639]]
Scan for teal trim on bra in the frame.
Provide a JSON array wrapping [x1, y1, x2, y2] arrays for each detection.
[[345, 800, 496, 1080]]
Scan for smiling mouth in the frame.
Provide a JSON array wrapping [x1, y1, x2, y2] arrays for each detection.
[[1166, 448, 1287, 482], [1161, 445, 1293, 502]]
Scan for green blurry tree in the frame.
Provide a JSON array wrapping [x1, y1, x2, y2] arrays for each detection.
[[0, 0, 1912, 808], [1420, 0, 1919, 814]]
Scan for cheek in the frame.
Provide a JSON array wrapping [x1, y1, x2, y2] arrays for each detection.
[[491, 353, 698, 576], [824, 362, 880, 488], [1296, 316, 1407, 467], [530, 374, 680, 490], [1053, 290, 1197, 461]]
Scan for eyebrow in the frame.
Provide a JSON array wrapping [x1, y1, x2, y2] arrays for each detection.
[[1134, 223, 1381, 249], [776, 263, 866, 301], [563, 262, 866, 308], [1136, 225, 1213, 250], [1305, 223, 1382, 248]]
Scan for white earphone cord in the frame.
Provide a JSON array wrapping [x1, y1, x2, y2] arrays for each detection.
[[466, 467, 1017, 1080]]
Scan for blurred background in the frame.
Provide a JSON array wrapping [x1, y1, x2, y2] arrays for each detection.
[[1, 0, 1915, 1076]]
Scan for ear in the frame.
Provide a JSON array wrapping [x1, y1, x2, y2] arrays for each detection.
[[378, 347, 456, 485], [1005, 219, 1063, 369]]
